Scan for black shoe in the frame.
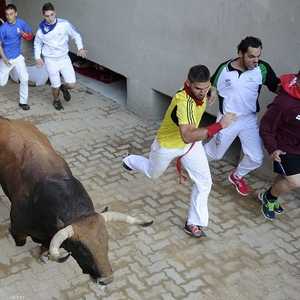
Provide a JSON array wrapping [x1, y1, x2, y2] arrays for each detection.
[[53, 99, 64, 111], [122, 161, 132, 171], [19, 103, 30, 110], [60, 85, 71, 101]]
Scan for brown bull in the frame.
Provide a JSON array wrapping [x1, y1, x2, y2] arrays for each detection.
[[0, 117, 152, 285]]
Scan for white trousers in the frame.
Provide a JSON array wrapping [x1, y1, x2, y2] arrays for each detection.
[[44, 55, 76, 88], [0, 55, 28, 104], [204, 113, 263, 177], [123, 139, 212, 227]]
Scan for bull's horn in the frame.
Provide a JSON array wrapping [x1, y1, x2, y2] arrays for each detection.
[[101, 212, 153, 227], [49, 225, 74, 261]]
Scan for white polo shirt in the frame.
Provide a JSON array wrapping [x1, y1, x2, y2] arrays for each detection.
[[212, 59, 279, 116]]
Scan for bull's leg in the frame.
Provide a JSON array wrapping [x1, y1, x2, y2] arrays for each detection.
[[9, 207, 28, 246], [9, 225, 27, 246]]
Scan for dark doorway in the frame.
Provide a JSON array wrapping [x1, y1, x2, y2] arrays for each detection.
[[0, 0, 6, 22]]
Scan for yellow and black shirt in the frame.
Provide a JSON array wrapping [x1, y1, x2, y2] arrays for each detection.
[[157, 89, 207, 148]]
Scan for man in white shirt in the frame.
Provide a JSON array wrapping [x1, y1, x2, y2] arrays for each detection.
[[34, 2, 87, 110], [204, 36, 280, 196]]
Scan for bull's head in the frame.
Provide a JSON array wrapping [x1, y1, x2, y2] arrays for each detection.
[[49, 213, 113, 285], [48, 211, 153, 285]]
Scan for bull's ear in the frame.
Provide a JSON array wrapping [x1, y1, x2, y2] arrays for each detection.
[[56, 218, 65, 229]]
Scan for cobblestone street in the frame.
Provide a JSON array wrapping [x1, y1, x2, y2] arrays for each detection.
[[0, 79, 299, 300]]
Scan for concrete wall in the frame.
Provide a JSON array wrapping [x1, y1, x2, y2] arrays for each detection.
[[11, 0, 300, 179], [12, 0, 300, 118], [13, 0, 300, 120]]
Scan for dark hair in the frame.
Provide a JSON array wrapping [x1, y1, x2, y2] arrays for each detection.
[[5, 4, 17, 12], [237, 36, 262, 54], [42, 2, 55, 13], [297, 70, 300, 80], [187, 65, 210, 83]]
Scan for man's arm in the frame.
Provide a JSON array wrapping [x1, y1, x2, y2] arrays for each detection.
[[20, 20, 33, 41], [34, 30, 44, 67], [0, 42, 10, 66], [260, 60, 280, 93], [179, 113, 236, 144], [66, 21, 87, 58], [259, 96, 283, 159]]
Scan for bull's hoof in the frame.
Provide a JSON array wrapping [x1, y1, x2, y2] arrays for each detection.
[[96, 275, 113, 285], [15, 239, 26, 246]]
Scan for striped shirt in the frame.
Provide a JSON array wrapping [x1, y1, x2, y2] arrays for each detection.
[[157, 89, 207, 148]]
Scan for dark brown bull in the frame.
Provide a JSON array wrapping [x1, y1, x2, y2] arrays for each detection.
[[0, 117, 152, 285]]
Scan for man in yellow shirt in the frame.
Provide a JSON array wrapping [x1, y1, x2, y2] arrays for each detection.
[[123, 65, 235, 237]]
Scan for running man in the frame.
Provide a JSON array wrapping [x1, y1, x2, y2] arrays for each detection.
[[123, 65, 235, 237], [204, 36, 280, 196], [34, 2, 87, 110], [0, 4, 33, 110]]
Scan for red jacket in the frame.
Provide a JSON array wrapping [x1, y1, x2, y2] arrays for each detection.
[[260, 74, 300, 155]]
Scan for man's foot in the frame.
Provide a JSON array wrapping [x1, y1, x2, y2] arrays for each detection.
[[53, 99, 64, 110], [274, 200, 284, 214], [19, 103, 30, 110], [258, 192, 284, 214], [122, 161, 132, 171], [261, 200, 276, 220], [183, 222, 207, 238], [60, 85, 71, 101], [228, 171, 251, 196]]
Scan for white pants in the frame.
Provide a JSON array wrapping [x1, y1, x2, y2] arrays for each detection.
[[204, 113, 263, 177], [123, 139, 212, 227], [44, 55, 76, 88], [0, 55, 28, 104], [10, 64, 48, 86]]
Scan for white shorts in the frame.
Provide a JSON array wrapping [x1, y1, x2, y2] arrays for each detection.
[[44, 55, 76, 88]]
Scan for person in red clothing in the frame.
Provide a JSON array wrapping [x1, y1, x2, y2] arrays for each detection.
[[259, 70, 300, 220]]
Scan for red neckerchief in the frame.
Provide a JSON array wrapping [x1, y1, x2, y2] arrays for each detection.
[[184, 81, 204, 106], [280, 74, 300, 100]]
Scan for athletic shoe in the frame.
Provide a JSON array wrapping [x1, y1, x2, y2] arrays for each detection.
[[261, 200, 275, 220], [183, 222, 207, 238], [19, 103, 30, 110], [60, 85, 71, 102], [274, 200, 284, 214], [228, 171, 251, 196], [258, 192, 284, 214], [122, 161, 132, 171]]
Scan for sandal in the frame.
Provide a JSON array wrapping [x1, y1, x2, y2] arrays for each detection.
[[53, 99, 64, 110]]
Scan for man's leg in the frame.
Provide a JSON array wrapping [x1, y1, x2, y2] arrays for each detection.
[[260, 173, 300, 220], [236, 117, 263, 177], [271, 173, 300, 196], [204, 114, 239, 161], [181, 141, 212, 233], [14, 55, 29, 110], [44, 58, 64, 110], [229, 115, 263, 196], [123, 139, 184, 179], [0, 59, 12, 87], [59, 56, 76, 102]]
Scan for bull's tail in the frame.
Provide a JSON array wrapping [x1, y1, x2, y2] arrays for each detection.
[[101, 212, 153, 227]]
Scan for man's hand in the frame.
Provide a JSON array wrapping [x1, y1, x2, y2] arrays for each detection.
[[271, 149, 286, 162], [2, 57, 11, 66], [207, 86, 218, 105], [36, 58, 44, 68], [77, 48, 87, 58], [219, 113, 236, 129], [20, 31, 33, 41]]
